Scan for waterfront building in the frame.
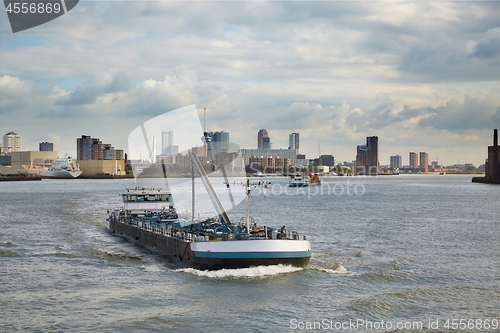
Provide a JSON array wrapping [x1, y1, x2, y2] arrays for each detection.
[[3, 132, 22, 153], [249, 156, 291, 171], [240, 148, 297, 166], [486, 129, 500, 180], [355, 145, 367, 175], [288, 133, 299, 153], [9, 151, 58, 172], [257, 129, 269, 149], [366, 136, 379, 175], [77, 135, 123, 161], [76, 135, 125, 175], [390, 155, 403, 170], [39, 142, 53, 151], [313, 155, 335, 167], [78, 160, 125, 176], [210, 131, 230, 156], [409, 152, 418, 171], [420, 152, 429, 172]]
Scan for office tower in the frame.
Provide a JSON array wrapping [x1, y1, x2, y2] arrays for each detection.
[[390, 155, 402, 170], [211, 131, 230, 155], [355, 145, 367, 175], [39, 142, 54, 151], [366, 136, 379, 175], [258, 129, 269, 149], [262, 137, 271, 149], [409, 152, 418, 170], [419, 152, 429, 172], [3, 132, 21, 153], [289, 133, 299, 153], [162, 131, 174, 154], [317, 155, 335, 167], [77, 135, 92, 160], [77, 135, 123, 161]]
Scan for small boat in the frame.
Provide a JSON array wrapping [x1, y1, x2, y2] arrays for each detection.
[[289, 173, 321, 187], [22, 157, 82, 179], [107, 153, 311, 270], [289, 174, 309, 187], [308, 173, 321, 186]]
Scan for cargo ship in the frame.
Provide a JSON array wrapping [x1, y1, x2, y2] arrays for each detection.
[[106, 152, 311, 270], [22, 157, 82, 179]]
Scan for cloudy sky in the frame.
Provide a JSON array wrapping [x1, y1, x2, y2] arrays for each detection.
[[1, 0, 499, 166]]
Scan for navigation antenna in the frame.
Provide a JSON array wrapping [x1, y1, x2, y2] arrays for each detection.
[[204, 107, 207, 133]]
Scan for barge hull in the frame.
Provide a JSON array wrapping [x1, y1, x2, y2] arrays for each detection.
[[108, 219, 310, 270]]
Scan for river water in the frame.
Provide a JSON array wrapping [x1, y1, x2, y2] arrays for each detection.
[[0, 175, 498, 332]]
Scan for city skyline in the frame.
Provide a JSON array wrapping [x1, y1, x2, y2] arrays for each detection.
[[1, 2, 499, 166], [0, 128, 486, 168]]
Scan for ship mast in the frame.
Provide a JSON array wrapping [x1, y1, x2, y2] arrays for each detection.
[[245, 179, 250, 234]]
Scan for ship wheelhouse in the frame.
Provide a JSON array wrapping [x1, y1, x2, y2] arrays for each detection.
[[122, 188, 172, 212]]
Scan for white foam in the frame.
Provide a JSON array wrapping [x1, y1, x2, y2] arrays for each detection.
[[177, 264, 303, 278], [310, 264, 350, 275], [139, 264, 166, 273]]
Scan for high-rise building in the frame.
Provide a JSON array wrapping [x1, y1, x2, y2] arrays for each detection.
[[77, 135, 123, 161], [210, 131, 230, 156], [289, 133, 299, 153], [409, 152, 418, 170], [77, 135, 92, 160], [262, 137, 271, 149], [162, 131, 173, 154], [39, 142, 53, 151], [257, 129, 269, 149], [366, 136, 379, 175], [355, 145, 367, 175], [315, 155, 335, 167], [419, 152, 429, 172], [390, 155, 403, 170], [3, 132, 22, 153]]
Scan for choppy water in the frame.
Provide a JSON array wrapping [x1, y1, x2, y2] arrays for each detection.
[[1, 175, 498, 332]]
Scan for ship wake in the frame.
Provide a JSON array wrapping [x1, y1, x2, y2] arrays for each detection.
[[176, 264, 303, 279]]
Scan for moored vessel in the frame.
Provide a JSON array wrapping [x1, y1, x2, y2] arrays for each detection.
[[22, 157, 82, 179]]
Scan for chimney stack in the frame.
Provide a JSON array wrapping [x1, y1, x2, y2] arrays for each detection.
[[494, 129, 498, 147]]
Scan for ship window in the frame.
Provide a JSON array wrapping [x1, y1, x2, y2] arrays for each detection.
[[130, 195, 137, 201]]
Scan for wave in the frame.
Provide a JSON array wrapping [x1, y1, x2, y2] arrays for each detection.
[[139, 263, 167, 273], [177, 264, 303, 279], [0, 249, 19, 257], [308, 263, 351, 275]]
